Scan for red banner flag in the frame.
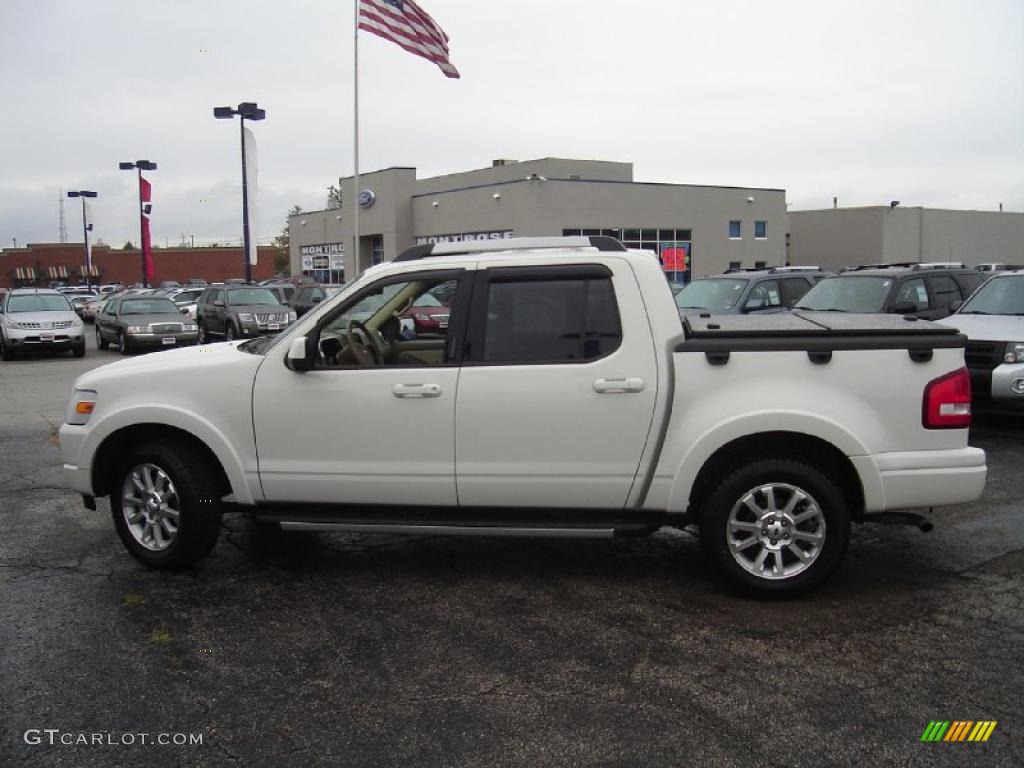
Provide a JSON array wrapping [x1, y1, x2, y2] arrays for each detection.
[[359, 0, 460, 78], [140, 176, 154, 285]]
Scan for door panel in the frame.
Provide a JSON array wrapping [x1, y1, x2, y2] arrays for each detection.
[[455, 261, 659, 509], [253, 269, 468, 505], [252, 366, 460, 504]]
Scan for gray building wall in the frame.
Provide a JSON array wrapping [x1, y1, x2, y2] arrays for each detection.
[[291, 158, 787, 279], [790, 206, 1024, 270]]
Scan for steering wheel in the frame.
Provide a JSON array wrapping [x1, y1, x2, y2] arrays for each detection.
[[344, 319, 384, 365]]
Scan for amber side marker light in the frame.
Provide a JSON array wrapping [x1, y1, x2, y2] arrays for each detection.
[[75, 402, 96, 415]]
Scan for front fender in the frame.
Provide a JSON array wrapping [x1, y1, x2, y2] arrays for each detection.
[[71, 404, 258, 505]]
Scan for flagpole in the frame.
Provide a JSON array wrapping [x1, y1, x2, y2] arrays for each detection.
[[353, 0, 361, 278]]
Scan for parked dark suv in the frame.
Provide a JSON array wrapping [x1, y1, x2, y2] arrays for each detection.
[[292, 284, 345, 318], [795, 263, 985, 320], [196, 285, 296, 342], [675, 267, 831, 314]]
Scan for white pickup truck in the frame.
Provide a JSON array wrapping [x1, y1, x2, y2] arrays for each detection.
[[60, 237, 987, 595]]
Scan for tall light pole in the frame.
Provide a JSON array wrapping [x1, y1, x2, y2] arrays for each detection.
[[118, 160, 157, 287], [214, 102, 266, 282], [67, 190, 98, 289]]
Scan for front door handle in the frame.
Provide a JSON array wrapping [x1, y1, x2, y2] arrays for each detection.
[[393, 383, 442, 398], [593, 377, 645, 394]]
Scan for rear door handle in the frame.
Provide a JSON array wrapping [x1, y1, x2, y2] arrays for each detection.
[[392, 383, 442, 398], [593, 377, 645, 394]]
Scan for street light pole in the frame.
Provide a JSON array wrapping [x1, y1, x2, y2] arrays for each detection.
[[214, 102, 266, 283], [67, 190, 98, 289], [118, 160, 157, 287]]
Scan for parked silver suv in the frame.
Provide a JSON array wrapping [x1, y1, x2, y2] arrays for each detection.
[[0, 288, 86, 360]]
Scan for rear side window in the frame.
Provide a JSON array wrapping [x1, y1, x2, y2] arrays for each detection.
[[477, 276, 621, 364], [954, 271, 983, 297], [780, 277, 812, 307], [928, 274, 961, 310]]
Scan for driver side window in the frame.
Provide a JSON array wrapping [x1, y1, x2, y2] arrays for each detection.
[[315, 274, 462, 369]]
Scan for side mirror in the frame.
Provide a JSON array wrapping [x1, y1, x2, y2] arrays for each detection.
[[892, 300, 917, 314], [285, 335, 314, 372], [743, 298, 766, 313], [950, 299, 964, 313], [180, 307, 189, 315], [311, 296, 322, 304], [214, 300, 225, 307]]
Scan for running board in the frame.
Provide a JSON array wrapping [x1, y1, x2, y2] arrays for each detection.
[[279, 522, 615, 538]]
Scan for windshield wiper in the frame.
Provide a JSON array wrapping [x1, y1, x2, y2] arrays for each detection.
[[796, 307, 847, 312], [958, 310, 991, 315]]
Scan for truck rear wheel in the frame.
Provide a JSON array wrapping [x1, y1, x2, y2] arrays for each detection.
[[110, 440, 223, 569], [700, 458, 850, 597]]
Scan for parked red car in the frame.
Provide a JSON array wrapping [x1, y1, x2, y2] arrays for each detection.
[[400, 290, 450, 335]]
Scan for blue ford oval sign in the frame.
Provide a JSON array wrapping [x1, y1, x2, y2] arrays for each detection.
[[358, 189, 376, 209]]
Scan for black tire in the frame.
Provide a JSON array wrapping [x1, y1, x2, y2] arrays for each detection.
[[224, 323, 236, 342], [110, 439, 223, 569], [72, 342, 86, 358], [96, 326, 109, 350], [0, 334, 13, 361], [198, 322, 210, 344], [699, 458, 850, 597], [117, 331, 130, 355]]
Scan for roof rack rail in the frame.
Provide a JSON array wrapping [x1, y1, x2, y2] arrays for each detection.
[[912, 261, 966, 269], [767, 265, 823, 273], [394, 235, 626, 262]]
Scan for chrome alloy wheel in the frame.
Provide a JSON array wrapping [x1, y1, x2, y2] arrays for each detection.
[[726, 483, 826, 580], [121, 463, 181, 551]]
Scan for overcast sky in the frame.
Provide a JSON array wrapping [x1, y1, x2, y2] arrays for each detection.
[[1, 0, 1022, 249]]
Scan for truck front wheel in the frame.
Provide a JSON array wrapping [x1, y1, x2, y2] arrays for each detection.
[[700, 458, 850, 597], [110, 440, 223, 569]]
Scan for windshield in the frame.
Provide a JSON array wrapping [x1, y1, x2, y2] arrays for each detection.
[[7, 294, 73, 312], [227, 288, 279, 306], [675, 278, 747, 312], [120, 298, 180, 315], [958, 274, 1024, 315], [795, 276, 893, 313]]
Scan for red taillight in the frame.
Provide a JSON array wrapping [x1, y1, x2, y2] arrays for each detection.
[[923, 367, 972, 429]]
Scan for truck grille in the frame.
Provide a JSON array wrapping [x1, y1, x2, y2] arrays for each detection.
[[151, 323, 183, 333], [964, 341, 1005, 372]]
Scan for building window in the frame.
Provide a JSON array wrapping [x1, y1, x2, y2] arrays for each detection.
[[729, 220, 742, 239], [754, 221, 767, 239], [562, 227, 693, 280], [371, 235, 384, 265]]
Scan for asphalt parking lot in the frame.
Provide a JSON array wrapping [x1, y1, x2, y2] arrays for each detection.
[[1, 345, 1021, 767]]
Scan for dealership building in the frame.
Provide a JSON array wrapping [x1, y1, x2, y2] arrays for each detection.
[[788, 205, 1024, 271], [289, 158, 788, 283]]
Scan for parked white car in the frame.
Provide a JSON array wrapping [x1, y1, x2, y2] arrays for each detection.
[[1, 288, 86, 359], [60, 237, 986, 595], [941, 270, 1024, 412]]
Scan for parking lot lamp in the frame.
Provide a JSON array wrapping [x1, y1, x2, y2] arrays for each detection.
[[66, 190, 98, 289], [118, 161, 158, 287], [214, 102, 266, 283]]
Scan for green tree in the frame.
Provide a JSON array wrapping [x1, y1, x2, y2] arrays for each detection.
[[274, 205, 303, 275], [123, 241, 135, 250]]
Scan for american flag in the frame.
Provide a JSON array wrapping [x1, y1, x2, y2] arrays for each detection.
[[359, 0, 460, 79]]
